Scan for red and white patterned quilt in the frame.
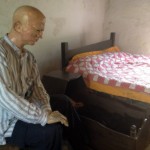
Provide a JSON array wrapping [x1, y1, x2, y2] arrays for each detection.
[[66, 52, 150, 94]]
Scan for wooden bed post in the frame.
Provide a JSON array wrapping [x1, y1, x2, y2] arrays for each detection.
[[110, 32, 115, 46], [61, 42, 68, 70]]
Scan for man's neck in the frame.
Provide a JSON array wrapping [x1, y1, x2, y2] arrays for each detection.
[[8, 32, 24, 50]]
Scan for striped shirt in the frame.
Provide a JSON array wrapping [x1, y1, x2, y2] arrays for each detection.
[[0, 34, 52, 145]]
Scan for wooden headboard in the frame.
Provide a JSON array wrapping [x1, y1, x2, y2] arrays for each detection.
[[61, 32, 116, 70]]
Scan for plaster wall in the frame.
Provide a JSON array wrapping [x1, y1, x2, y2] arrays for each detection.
[[0, 0, 107, 75], [103, 0, 150, 55]]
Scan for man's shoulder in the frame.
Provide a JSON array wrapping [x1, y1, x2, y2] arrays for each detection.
[[0, 36, 4, 43], [0, 37, 7, 52], [0, 35, 7, 45]]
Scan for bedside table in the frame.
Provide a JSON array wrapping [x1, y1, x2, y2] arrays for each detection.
[[42, 70, 81, 95]]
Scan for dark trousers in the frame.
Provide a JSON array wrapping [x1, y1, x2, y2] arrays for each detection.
[[6, 121, 62, 150], [6, 94, 85, 150]]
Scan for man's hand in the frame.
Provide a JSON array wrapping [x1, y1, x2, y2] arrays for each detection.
[[47, 111, 69, 127]]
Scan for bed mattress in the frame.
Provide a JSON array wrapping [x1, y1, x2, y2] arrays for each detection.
[[66, 48, 150, 103]]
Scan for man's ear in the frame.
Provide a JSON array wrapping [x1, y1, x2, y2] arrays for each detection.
[[13, 21, 22, 32]]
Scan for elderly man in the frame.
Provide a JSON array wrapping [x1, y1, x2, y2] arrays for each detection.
[[0, 5, 84, 150]]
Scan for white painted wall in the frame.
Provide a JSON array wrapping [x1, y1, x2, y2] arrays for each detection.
[[0, 0, 107, 75], [103, 0, 150, 55]]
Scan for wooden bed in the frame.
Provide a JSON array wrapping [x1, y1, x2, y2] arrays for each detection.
[[61, 32, 150, 150]]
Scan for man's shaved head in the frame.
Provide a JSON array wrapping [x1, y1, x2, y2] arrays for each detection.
[[9, 5, 46, 48], [12, 5, 45, 26]]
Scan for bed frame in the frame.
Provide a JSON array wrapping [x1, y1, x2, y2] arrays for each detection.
[[61, 32, 115, 69], [61, 32, 150, 150]]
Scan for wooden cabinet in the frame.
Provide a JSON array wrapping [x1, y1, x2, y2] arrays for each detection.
[[42, 70, 81, 95]]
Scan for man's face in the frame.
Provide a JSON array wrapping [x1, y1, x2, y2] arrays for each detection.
[[21, 17, 45, 45]]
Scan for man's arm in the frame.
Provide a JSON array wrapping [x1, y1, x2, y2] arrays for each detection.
[[27, 53, 69, 126], [0, 48, 47, 126]]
